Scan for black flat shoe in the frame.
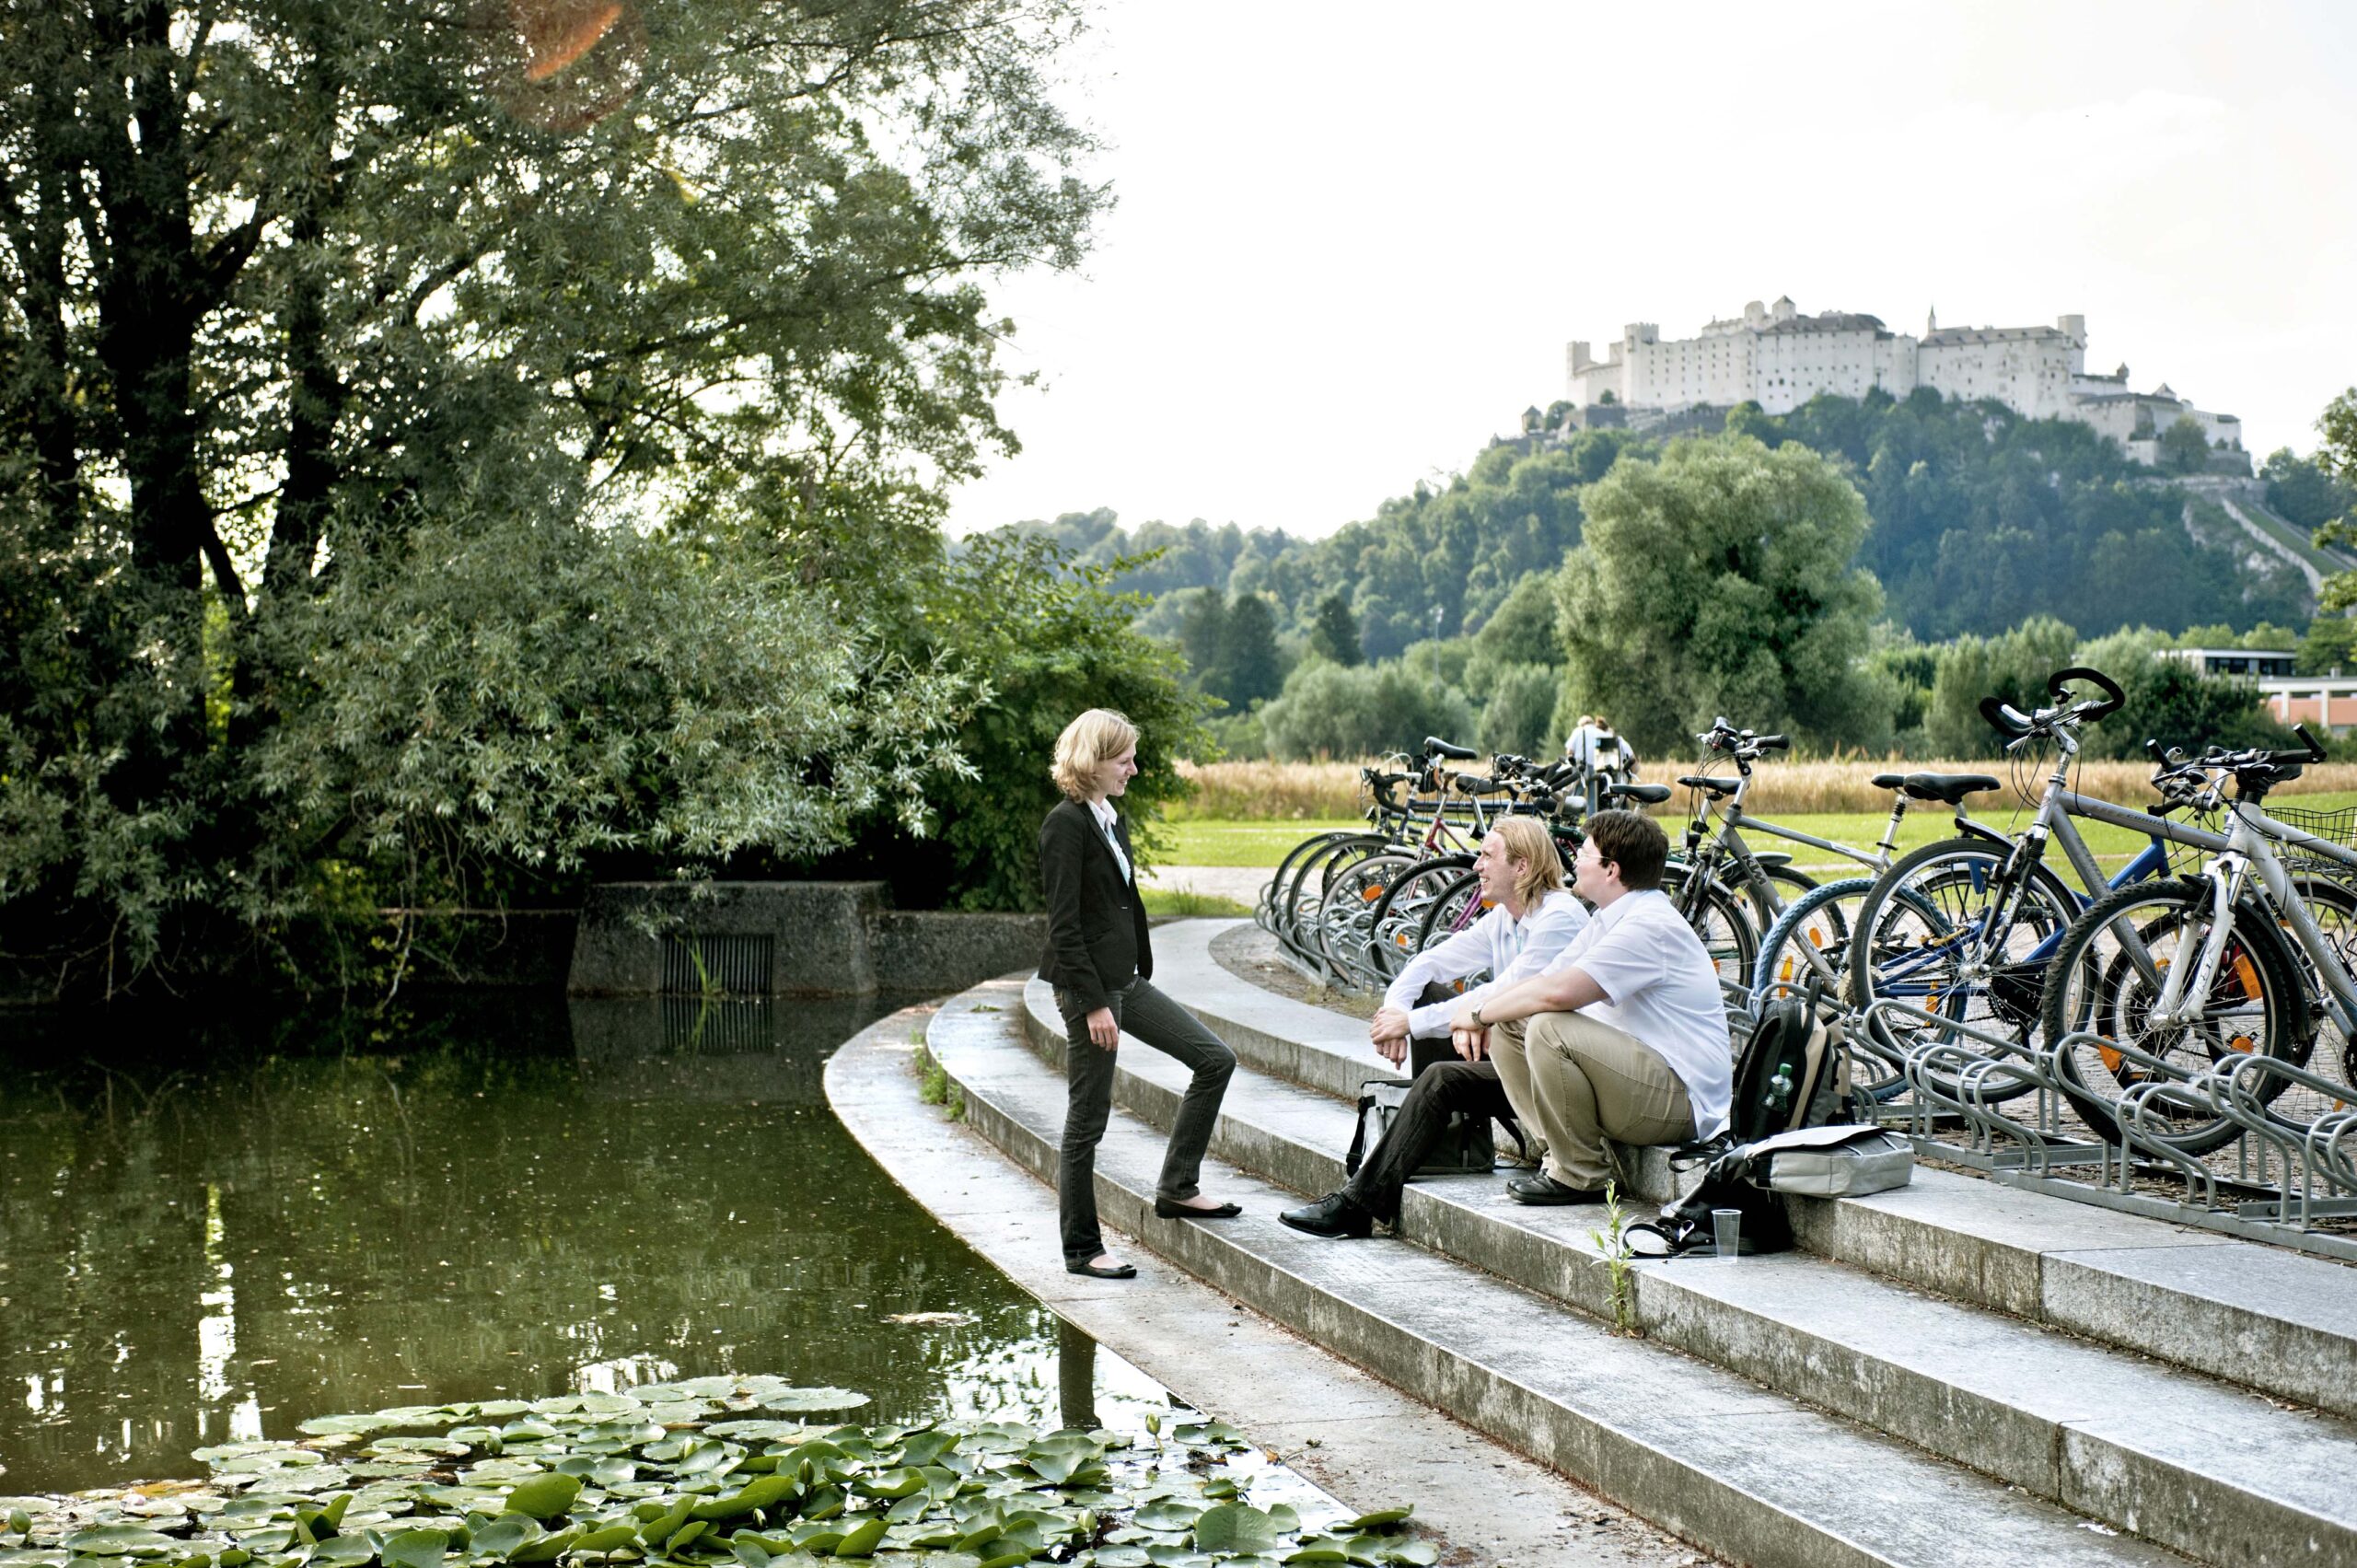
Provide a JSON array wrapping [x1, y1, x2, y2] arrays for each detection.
[[1155, 1197, 1243, 1219], [1065, 1258, 1137, 1279], [1279, 1192, 1374, 1239], [1507, 1171, 1607, 1206]]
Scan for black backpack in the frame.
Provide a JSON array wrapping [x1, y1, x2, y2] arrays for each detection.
[[1726, 985, 1852, 1144], [1624, 988, 1855, 1260]]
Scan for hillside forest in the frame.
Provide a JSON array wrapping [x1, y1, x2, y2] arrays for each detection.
[[986, 388, 2357, 761]]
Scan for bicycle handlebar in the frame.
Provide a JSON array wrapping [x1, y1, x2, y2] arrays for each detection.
[[1978, 666, 2127, 741]]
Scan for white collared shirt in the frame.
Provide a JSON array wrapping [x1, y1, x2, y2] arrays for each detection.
[[1088, 797, 1132, 884], [1383, 888, 1589, 1039], [1538, 888, 1732, 1139]]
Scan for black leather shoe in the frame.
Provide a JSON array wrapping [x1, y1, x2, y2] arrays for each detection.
[[1507, 1171, 1607, 1206], [1155, 1196, 1243, 1219], [1279, 1192, 1375, 1239], [1065, 1257, 1137, 1279]]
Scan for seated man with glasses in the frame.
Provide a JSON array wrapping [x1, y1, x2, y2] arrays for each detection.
[[1280, 817, 1588, 1239], [1448, 807, 1730, 1205]]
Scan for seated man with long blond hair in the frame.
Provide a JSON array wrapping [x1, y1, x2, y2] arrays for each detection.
[[1280, 816, 1585, 1239]]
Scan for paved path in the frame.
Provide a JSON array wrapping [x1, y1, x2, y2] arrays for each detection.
[[826, 1004, 1704, 1568], [1140, 864, 1271, 904]]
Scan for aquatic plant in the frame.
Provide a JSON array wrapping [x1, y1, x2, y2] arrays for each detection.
[[0, 1376, 1429, 1568]]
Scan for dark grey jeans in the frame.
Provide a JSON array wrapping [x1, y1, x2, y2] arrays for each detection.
[[1052, 977, 1237, 1263]]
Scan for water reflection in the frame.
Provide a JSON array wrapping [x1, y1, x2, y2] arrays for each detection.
[[0, 992, 1143, 1493]]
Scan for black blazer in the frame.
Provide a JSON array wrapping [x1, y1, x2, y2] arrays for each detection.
[[1038, 796, 1153, 1015]]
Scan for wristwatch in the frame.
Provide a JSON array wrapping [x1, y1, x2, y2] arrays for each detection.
[[1469, 1005, 1485, 1028]]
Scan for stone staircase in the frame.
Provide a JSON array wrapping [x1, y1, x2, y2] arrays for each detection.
[[921, 920, 2357, 1568]]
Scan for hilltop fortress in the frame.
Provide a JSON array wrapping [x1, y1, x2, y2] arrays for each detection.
[[1563, 296, 2242, 466]]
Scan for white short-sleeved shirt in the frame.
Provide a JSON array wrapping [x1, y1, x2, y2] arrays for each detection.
[[1565, 725, 1635, 772], [1382, 889, 1589, 1039], [1540, 889, 1732, 1139]]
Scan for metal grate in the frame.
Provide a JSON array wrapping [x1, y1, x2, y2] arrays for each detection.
[[660, 932, 774, 995], [661, 995, 776, 1052]]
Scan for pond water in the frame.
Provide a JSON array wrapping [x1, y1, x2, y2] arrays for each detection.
[[0, 993, 1177, 1496]]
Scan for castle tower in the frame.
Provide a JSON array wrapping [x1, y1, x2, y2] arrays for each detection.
[[1926, 305, 1937, 335]]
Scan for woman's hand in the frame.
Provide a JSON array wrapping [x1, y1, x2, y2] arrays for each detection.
[[1086, 1006, 1120, 1051]]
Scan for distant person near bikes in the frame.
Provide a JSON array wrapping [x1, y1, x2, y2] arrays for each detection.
[[1565, 714, 1637, 786], [1278, 818, 1586, 1239]]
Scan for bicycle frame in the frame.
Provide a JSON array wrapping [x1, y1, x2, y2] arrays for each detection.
[[1686, 763, 1905, 917], [2148, 806, 2357, 1043]]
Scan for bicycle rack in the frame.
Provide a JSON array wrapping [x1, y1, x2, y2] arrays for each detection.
[[1846, 998, 2357, 1262]]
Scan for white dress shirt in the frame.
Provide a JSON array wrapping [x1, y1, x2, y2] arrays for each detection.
[[1088, 797, 1132, 884], [1383, 888, 1589, 1040], [1538, 889, 1733, 1139]]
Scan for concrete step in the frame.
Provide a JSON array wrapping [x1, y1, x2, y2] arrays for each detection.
[[931, 979, 2184, 1568], [1156, 919, 2357, 1424]]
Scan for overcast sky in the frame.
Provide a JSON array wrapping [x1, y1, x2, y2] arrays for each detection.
[[942, 0, 2357, 542]]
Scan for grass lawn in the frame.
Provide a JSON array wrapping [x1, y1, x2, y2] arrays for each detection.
[[1159, 791, 2357, 899]]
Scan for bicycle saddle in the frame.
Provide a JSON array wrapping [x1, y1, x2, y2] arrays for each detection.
[[1605, 782, 1673, 807], [1872, 772, 1907, 791], [1677, 775, 1740, 797], [1902, 772, 2002, 806]]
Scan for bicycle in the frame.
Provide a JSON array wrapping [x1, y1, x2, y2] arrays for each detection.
[[1842, 667, 2245, 1101], [2040, 727, 2357, 1156]]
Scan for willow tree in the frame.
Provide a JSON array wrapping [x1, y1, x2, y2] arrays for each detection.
[[0, 0, 1107, 990]]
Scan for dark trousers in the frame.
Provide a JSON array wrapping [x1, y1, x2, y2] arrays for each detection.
[[1053, 977, 1236, 1263], [1341, 1037, 1517, 1225]]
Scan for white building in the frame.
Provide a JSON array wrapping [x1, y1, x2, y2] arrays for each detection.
[[1563, 298, 2241, 462]]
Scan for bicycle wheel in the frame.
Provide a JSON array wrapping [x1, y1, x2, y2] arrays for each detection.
[[1752, 877, 1942, 1101], [1845, 837, 2080, 1099], [1364, 854, 1475, 981], [2040, 879, 2308, 1156], [1737, 862, 1820, 932], [1281, 833, 1387, 954], [1262, 829, 1360, 931], [1317, 851, 1421, 991], [1661, 865, 1756, 991], [1411, 867, 1488, 955]]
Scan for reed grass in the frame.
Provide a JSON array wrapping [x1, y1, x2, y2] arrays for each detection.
[[1173, 756, 2357, 820]]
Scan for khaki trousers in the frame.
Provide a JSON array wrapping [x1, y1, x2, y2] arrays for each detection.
[[1490, 1011, 1693, 1191]]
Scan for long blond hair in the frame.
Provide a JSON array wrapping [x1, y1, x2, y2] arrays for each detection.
[[1050, 708, 1140, 800], [1487, 816, 1566, 911]]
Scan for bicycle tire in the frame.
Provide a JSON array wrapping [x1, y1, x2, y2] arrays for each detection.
[[1317, 851, 1421, 991], [1262, 829, 1360, 930], [1364, 854, 1476, 981], [1844, 836, 2081, 1101], [2040, 878, 2308, 1156], [1751, 876, 1941, 1102], [1661, 864, 1757, 991], [1280, 833, 1387, 953], [1411, 866, 1489, 951], [1737, 862, 1820, 932]]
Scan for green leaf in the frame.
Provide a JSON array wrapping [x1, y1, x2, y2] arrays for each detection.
[[826, 1519, 884, 1560], [1190, 1505, 1279, 1556], [1341, 1508, 1411, 1532], [467, 1516, 541, 1560], [62, 1527, 180, 1556], [308, 1537, 376, 1567], [1129, 1502, 1199, 1534], [380, 1529, 448, 1568], [1376, 1542, 1434, 1567], [503, 1476, 582, 1522]]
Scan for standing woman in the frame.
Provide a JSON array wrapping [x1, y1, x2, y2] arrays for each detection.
[[1039, 709, 1240, 1280]]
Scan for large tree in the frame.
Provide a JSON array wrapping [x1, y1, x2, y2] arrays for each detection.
[[0, 0, 1107, 988], [1553, 433, 1893, 753]]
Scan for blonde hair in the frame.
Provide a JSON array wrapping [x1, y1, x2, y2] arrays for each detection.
[[1051, 708, 1140, 800], [1487, 816, 1566, 911]]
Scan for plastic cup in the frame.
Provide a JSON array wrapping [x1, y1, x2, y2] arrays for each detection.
[[1712, 1206, 1742, 1262]]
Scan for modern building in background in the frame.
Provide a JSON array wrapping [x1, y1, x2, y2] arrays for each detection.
[[1563, 296, 2242, 467]]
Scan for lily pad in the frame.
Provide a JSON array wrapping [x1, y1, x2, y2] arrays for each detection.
[[1341, 1507, 1410, 1532], [1129, 1502, 1200, 1535], [62, 1527, 180, 1557], [502, 1474, 581, 1522], [378, 1528, 448, 1568], [1191, 1505, 1280, 1556]]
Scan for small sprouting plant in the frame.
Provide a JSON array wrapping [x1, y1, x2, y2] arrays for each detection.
[[918, 1050, 951, 1107], [1589, 1180, 1639, 1337]]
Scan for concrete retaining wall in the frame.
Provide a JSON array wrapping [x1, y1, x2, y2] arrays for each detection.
[[568, 880, 1045, 998]]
